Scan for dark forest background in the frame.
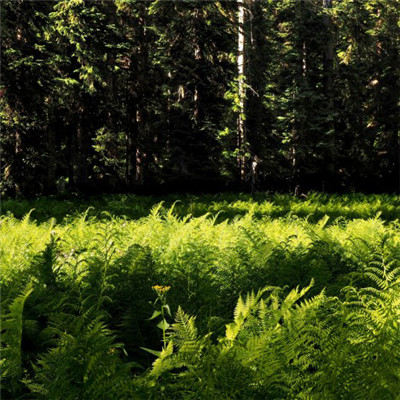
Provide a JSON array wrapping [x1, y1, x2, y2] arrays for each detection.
[[1, 0, 399, 197]]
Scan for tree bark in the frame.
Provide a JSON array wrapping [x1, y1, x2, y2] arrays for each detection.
[[46, 123, 57, 194], [322, 0, 336, 190], [292, 26, 307, 196], [76, 107, 89, 192], [237, 0, 247, 185], [125, 4, 147, 189], [14, 129, 22, 196], [193, 9, 201, 124]]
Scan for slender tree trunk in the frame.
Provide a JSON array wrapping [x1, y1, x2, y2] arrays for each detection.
[[134, 10, 145, 188], [322, 0, 336, 190], [121, 4, 145, 190], [66, 124, 74, 189], [127, 100, 138, 188], [135, 108, 144, 186], [193, 8, 202, 124], [292, 35, 307, 196], [193, 54, 201, 122], [14, 130, 22, 196], [126, 51, 140, 188], [76, 108, 89, 192], [126, 96, 144, 188], [125, 132, 131, 187], [237, 0, 247, 185], [46, 123, 57, 194], [127, 6, 147, 189]]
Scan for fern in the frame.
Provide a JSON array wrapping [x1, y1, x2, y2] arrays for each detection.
[[27, 321, 135, 399], [29, 233, 60, 289], [170, 306, 198, 347], [2, 194, 400, 398], [225, 287, 273, 343], [141, 283, 331, 399], [1, 282, 34, 397]]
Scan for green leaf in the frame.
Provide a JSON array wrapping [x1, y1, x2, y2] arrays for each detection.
[[140, 347, 162, 358], [157, 319, 170, 331], [148, 310, 161, 320], [163, 304, 171, 316]]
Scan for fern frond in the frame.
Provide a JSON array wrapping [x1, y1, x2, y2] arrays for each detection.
[[1, 282, 33, 393], [171, 306, 198, 348]]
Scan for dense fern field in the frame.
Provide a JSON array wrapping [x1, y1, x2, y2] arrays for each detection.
[[2, 193, 400, 399]]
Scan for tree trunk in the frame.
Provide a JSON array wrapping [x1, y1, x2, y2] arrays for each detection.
[[126, 100, 138, 188], [322, 0, 336, 191], [126, 96, 144, 188], [46, 123, 57, 194], [66, 124, 74, 189], [125, 5, 147, 189], [237, 0, 247, 185], [76, 109, 89, 192], [14, 130, 22, 196], [135, 109, 144, 186], [292, 34, 307, 195], [193, 8, 202, 124]]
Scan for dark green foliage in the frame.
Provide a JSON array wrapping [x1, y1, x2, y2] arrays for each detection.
[[2, 192, 400, 223], [1, 283, 34, 397], [1, 0, 399, 195], [26, 322, 135, 399]]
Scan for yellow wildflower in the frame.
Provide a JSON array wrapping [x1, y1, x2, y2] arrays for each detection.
[[152, 285, 171, 294]]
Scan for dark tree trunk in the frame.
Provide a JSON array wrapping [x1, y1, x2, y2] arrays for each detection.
[[14, 129, 22, 196], [46, 123, 57, 194], [66, 124, 75, 189], [125, 5, 147, 190], [322, 0, 336, 191], [237, 0, 248, 186], [292, 35, 307, 196], [126, 101, 137, 188], [76, 109, 89, 192]]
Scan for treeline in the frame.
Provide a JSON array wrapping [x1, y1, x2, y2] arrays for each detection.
[[1, 0, 399, 196]]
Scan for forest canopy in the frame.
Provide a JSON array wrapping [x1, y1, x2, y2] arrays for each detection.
[[1, 0, 399, 196]]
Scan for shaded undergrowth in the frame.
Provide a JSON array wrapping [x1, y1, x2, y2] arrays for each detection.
[[2, 192, 400, 223]]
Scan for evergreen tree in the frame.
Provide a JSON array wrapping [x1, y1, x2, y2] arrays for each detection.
[[1, 0, 399, 196]]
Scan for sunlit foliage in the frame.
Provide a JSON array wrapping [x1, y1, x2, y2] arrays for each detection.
[[1, 194, 400, 398]]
